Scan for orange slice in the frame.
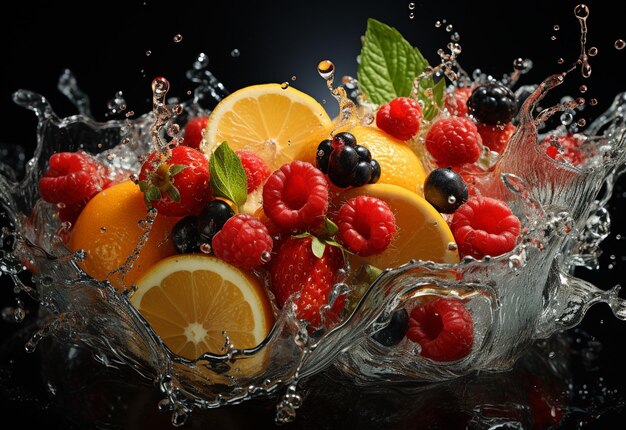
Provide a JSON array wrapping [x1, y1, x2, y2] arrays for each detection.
[[333, 183, 460, 270], [130, 254, 274, 361], [201, 83, 333, 171]]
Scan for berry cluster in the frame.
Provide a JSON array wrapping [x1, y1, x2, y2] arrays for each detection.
[[316, 132, 381, 188]]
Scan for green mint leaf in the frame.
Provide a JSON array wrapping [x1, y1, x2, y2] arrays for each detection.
[[209, 141, 248, 207], [311, 236, 326, 259], [357, 18, 444, 118]]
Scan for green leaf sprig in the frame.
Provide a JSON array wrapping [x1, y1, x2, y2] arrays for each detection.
[[208, 141, 248, 208]]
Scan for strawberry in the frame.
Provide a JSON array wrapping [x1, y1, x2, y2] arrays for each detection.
[[269, 236, 345, 328], [138, 145, 212, 217]]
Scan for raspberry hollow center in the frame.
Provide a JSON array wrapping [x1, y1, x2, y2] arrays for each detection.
[[421, 310, 444, 341], [283, 174, 308, 209]]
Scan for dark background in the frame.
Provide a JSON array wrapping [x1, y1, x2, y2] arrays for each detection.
[[1, 0, 626, 428]]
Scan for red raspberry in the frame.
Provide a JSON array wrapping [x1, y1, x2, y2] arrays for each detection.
[[335, 196, 396, 256], [38, 151, 110, 206], [406, 298, 474, 362], [540, 133, 584, 166], [139, 145, 212, 217], [476, 122, 516, 153], [375, 97, 423, 141], [425, 117, 482, 167], [212, 214, 273, 270], [450, 196, 521, 259], [269, 236, 345, 327], [262, 160, 329, 232], [236, 150, 271, 193], [444, 87, 472, 117], [182, 115, 209, 149]]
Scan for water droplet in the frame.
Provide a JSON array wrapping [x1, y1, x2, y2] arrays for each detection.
[[447, 195, 456, 204], [588, 47, 598, 56], [447, 242, 458, 251], [589, 98, 598, 106], [435, 20, 442, 28], [408, 2, 415, 9], [125, 111, 135, 118], [551, 35, 557, 41], [121, 137, 131, 145], [172, 104, 183, 115], [280, 82, 289, 90], [317, 60, 335, 80], [146, 50, 152, 56], [580, 85, 588, 93], [173, 34, 183, 43], [578, 118, 587, 127], [200, 243, 211, 254], [260, 252, 271, 264], [167, 123, 180, 137], [557, 58, 565, 64], [451, 32, 460, 42], [409, 12, 414, 19], [615, 39, 626, 50], [513, 58, 526, 71], [230, 48, 240, 58], [560, 111, 574, 125], [100, 227, 107, 233], [291, 75, 297, 81], [554, 25, 560, 31], [445, 24, 453, 32], [574, 4, 589, 19]]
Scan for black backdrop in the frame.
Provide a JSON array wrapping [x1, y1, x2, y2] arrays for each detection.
[[1, 1, 626, 428]]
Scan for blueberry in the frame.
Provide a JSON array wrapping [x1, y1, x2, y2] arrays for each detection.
[[423, 167, 469, 213], [197, 200, 234, 243], [333, 131, 357, 147], [372, 308, 409, 347], [316, 139, 333, 173], [467, 82, 518, 125], [172, 216, 201, 254]]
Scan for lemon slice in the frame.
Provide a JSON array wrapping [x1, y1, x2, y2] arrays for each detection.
[[333, 183, 460, 270], [201, 83, 333, 171], [130, 254, 274, 360]]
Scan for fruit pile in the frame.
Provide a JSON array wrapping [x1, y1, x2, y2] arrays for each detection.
[[35, 19, 583, 369]]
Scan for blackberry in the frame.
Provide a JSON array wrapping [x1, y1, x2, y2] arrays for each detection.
[[197, 199, 235, 244], [423, 167, 468, 213], [372, 308, 409, 347], [351, 160, 373, 187], [316, 139, 333, 173], [172, 216, 201, 254], [368, 160, 381, 184], [467, 82, 518, 125]]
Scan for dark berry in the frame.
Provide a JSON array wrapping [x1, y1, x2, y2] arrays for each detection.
[[424, 167, 469, 213], [355, 145, 372, 162], [351, 161, 373, 187], [333, 132, 357, 147], [368, 160, 381, 184], [196, 200, 235, 243], [467, 82, 518, 125], [172, 216, 201, 254], [316, 139, 333, 173], [372, 308, 409, 347], [328, 146, 359, 188]]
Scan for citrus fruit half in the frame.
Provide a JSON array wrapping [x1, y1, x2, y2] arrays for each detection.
[[201, 83, 333, 171], [130, 254, 274, 360]]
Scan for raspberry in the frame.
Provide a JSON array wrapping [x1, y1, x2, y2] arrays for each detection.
[[450, 196, 521, 259], [540, 133, 584, 166], [477, 122, 516, 153], [425, 117, 483, 167], [444, 87, 472, 117], [38, 151, 110, 206], [212, 214, 273, 270], [406, 298, 473, 362], [182, 115, 209, 149], [262, 160, 329, 231], [375, 97, 423, 141], [335, 196, 396, 256], [236, 150, 271, 193]]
